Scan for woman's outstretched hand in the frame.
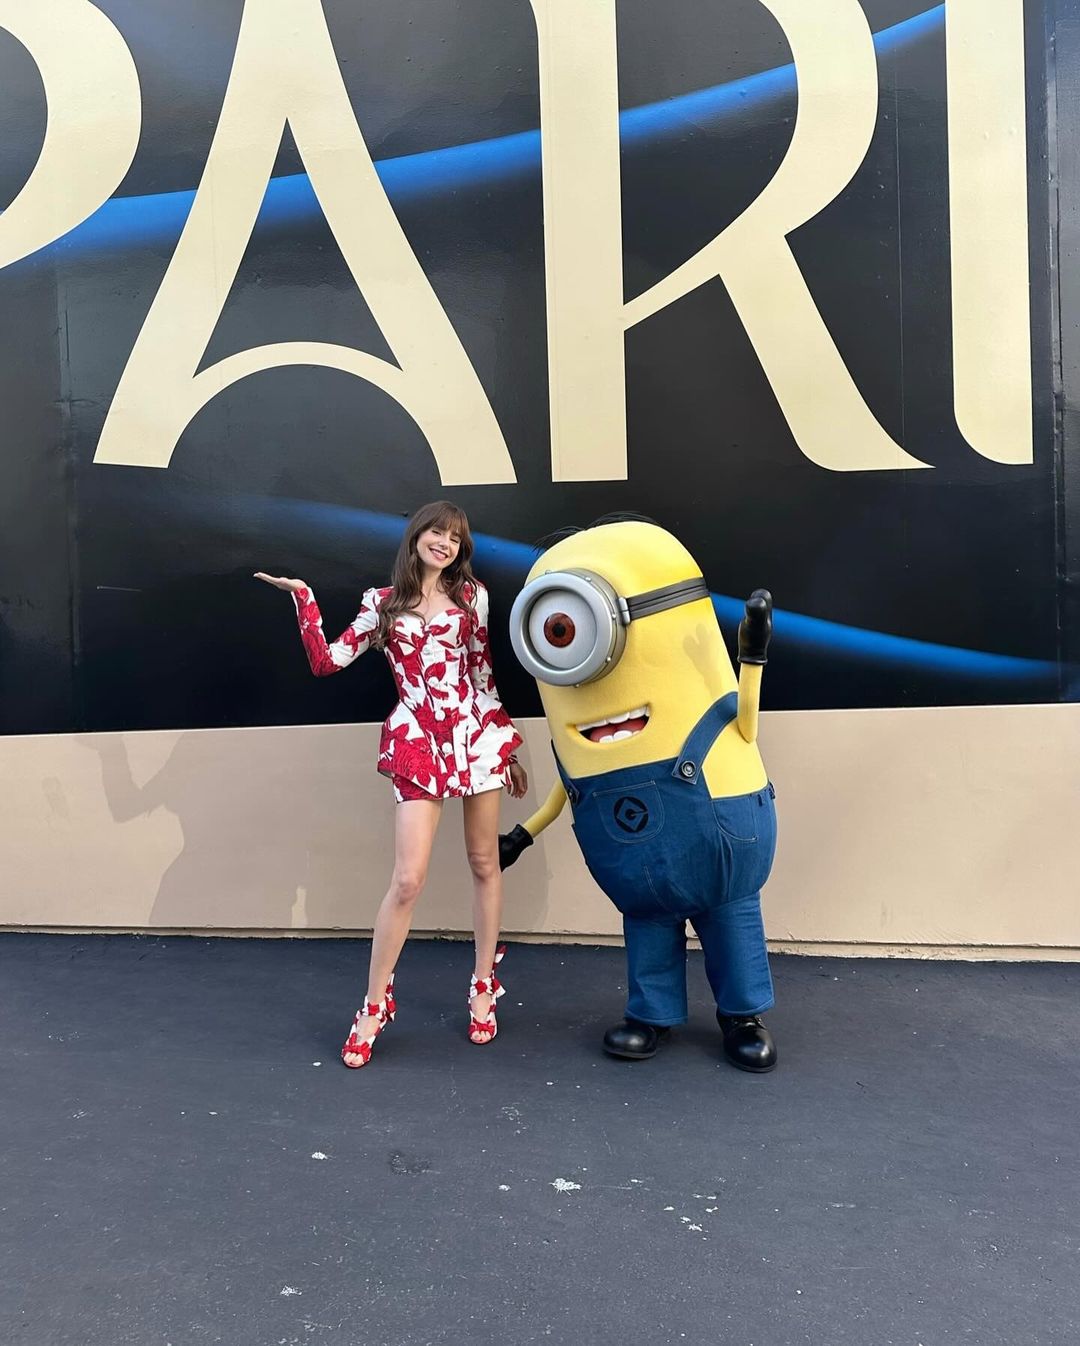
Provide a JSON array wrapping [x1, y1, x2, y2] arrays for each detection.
[[254, 572, 307, 593]]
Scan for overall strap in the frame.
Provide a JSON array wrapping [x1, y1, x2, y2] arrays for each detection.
[[671, 693, 739, 784]]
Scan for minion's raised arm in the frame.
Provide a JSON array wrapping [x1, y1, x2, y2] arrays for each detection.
[[736, 589, 772, 745]]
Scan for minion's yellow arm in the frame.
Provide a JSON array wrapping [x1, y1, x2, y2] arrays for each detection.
[[737, 663, 763, 744], [522, 779, 568, 838], [735, 589, 771, 744], [499, 779, 568, 871]]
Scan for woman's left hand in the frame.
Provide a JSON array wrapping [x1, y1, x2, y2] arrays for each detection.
[[508, 761, 528, 800]]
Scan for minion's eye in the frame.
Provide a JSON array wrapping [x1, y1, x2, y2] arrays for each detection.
[[527, 591, 597, 670], [510, 568, 625, 686], [543, 613, 575, 648]]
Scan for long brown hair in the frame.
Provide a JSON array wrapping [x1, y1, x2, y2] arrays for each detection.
[[373, 501, 478, 649]]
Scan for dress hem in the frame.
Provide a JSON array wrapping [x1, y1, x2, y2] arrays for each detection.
[[386, 766, 510, 805]]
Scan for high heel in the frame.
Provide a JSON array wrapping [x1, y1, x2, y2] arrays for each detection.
[[341, 975, 396, 1068], [468, 945, 506, 1045]]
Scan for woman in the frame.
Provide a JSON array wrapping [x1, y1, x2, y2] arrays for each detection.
[[255, 501, 527, 1068]]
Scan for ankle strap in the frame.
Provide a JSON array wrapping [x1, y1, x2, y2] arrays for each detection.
[[363, 974, 397, 1023], [469, 945, 507, 1001]]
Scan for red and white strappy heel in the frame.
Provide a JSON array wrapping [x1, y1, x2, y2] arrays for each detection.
[[341, 975, 396, 1068], [468, 945, 506, 1045]]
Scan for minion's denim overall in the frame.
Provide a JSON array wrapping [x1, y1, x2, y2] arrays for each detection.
[[555, 693, 776, 1025]]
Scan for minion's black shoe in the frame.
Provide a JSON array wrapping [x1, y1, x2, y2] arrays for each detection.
[[603, 1019, 670, 1060], [716, 1012, 777, 1073]]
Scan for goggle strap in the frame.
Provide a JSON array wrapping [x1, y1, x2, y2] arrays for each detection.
[[622, 577, 710, 622]]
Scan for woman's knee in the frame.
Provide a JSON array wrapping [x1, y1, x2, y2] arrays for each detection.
[[389, 869, 426, 906], [466, 847, 499, 882]]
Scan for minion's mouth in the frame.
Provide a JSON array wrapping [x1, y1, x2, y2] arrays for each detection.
[[575, 706, 650, 745]]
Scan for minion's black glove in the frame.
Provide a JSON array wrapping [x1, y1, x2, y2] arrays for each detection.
[[738, 589, 773, 665], [499, 824, 534, 872]]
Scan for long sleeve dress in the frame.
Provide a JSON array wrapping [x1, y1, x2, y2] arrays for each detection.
[[291, 579, 523, 803]]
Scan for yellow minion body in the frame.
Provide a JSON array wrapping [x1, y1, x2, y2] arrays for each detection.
[[515, 523, 767, 838]]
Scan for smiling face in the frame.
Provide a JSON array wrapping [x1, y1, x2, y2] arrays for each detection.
[[415, 522, 461, 574], [535, 601, 729, 779], [517, 522, 739, 780]]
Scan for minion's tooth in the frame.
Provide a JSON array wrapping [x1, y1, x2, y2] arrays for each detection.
[[577, 705, 652, 736]]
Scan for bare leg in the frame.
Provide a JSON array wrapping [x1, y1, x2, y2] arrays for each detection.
[[342, 797, 442, 1066], [463, 787, 504, 1042]]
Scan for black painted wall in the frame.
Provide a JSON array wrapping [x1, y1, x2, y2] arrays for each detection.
[[0, 1, 1076, 734]]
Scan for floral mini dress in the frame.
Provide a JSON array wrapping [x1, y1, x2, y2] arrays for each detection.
[[292, 580, 523, 803]]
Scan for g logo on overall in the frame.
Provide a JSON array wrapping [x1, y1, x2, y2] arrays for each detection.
[[593, 782, 664, 844], [613, 796, 650, 834]]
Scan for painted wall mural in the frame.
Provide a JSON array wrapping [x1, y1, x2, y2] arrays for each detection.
[[0, 0, 1075, 734]]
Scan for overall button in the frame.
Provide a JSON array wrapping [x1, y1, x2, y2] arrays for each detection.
[[680, 761, 696, 779]]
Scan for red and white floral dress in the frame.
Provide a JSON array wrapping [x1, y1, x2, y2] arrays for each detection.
[[292, 580, 523, 803]]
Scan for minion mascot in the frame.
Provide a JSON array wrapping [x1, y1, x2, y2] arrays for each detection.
[[499, 519, 778, 1072]]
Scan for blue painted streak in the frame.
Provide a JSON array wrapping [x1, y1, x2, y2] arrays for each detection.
[[18, 5, 946, 266], [710, 597, 1052, 682], [263, 496, 1053, 683]]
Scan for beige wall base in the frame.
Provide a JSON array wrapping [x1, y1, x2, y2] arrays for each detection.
[[2, 926, 1079, 964], [2, 704, 1078, 956]]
